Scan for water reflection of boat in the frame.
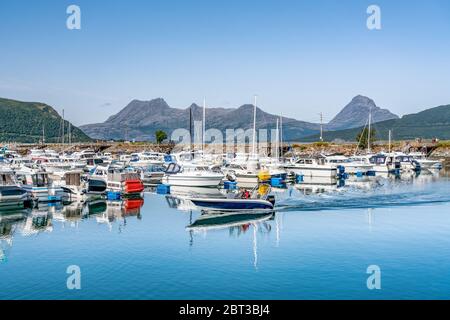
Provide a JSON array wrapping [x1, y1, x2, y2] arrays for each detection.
[[21, 209, 53, 236], [106, 198, 144, 218], [294, 176, 344, 194], [344, 175, 375, 190], [187, 211, 274, 232], [96, 198, 144, 231]]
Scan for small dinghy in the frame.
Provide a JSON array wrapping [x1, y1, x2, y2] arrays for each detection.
[[189, 184, 275, 212]]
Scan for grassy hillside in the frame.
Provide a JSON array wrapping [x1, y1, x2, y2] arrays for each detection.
[[303, 104, 450, 142], [0, 98, 92, 143]]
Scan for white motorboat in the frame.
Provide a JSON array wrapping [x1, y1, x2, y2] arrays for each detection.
[[162, 163, 224, 187], [129, 152, 165, 167], [409, 152, 442, 172], [352, 154, 401, 174], [15, 167, 64, 202], [90, 165, 144, 196], [0, 167, 28, 209], [393, 152, 421, 172], [140, 164, 166, 186], [284, 155, 338, 178], [325, 155, 374, 175]]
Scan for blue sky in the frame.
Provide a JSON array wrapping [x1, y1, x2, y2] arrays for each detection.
[[0, 0, 449, 125]]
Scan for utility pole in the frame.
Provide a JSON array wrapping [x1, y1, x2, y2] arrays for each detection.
[[42, 124, 45, 145]]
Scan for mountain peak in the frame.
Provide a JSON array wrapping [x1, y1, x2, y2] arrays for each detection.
[[327, 95, 398, 131]]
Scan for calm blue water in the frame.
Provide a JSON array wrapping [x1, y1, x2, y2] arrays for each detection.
[[1, 172, 450, 300]]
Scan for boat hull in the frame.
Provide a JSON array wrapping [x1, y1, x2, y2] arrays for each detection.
[[284, 166, 337, 178], [162, 175, 222, 187], [190, 198, 274, 211]]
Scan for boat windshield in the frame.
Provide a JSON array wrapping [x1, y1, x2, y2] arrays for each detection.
[[369, 156, 386, 164], [147, 165, 166, 172]]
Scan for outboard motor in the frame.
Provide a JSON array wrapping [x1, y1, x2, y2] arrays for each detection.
[[267, 195, 276, 206]]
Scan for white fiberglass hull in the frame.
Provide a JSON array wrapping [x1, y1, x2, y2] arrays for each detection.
[[284, 166, 337, 178], [341, 164, 374, 174], [162, 175, 223, 187]]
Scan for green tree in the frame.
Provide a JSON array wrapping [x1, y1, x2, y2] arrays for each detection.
[[155, 130, 168, 144], [356, 127, 377, 150]]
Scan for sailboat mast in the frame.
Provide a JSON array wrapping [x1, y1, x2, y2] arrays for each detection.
[[367, 107, 372, 153], [202, 98, 206, 152], [319, 112, 324, 142], [280, 115, 283, 159], [388, 129, 392, 154], [189, 106, 193, 153], [252, 95, 257, 156], [275, 118, 279, 160]]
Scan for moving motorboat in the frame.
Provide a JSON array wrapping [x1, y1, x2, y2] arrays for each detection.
[[189, 184, 275, 212]]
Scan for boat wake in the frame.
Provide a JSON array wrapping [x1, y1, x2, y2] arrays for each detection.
[[276, 179, 450, 212]]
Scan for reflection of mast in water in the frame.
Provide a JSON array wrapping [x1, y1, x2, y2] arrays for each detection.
[[189, 210, 193, 247], [275, 212, 284, 247], [253, 223, 258, 270], [186, 211, 275, 267], [367, 208, 373, 232]]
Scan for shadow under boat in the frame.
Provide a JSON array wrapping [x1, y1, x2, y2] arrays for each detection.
[[186, 210, 275, 232]]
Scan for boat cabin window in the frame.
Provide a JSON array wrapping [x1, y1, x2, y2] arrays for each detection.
[[396, 156, 411, 162], [369, 156, 386, 165], [0, 173, 14, 185], [32, 173, 48, 187]]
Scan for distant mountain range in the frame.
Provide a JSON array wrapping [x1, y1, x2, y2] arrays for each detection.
[[80, 98, 320, 141], [2, 95, 445, 143], [0, 98, 91, 143], [304, 104, 450, 142], [80, 95, 399, 142]]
